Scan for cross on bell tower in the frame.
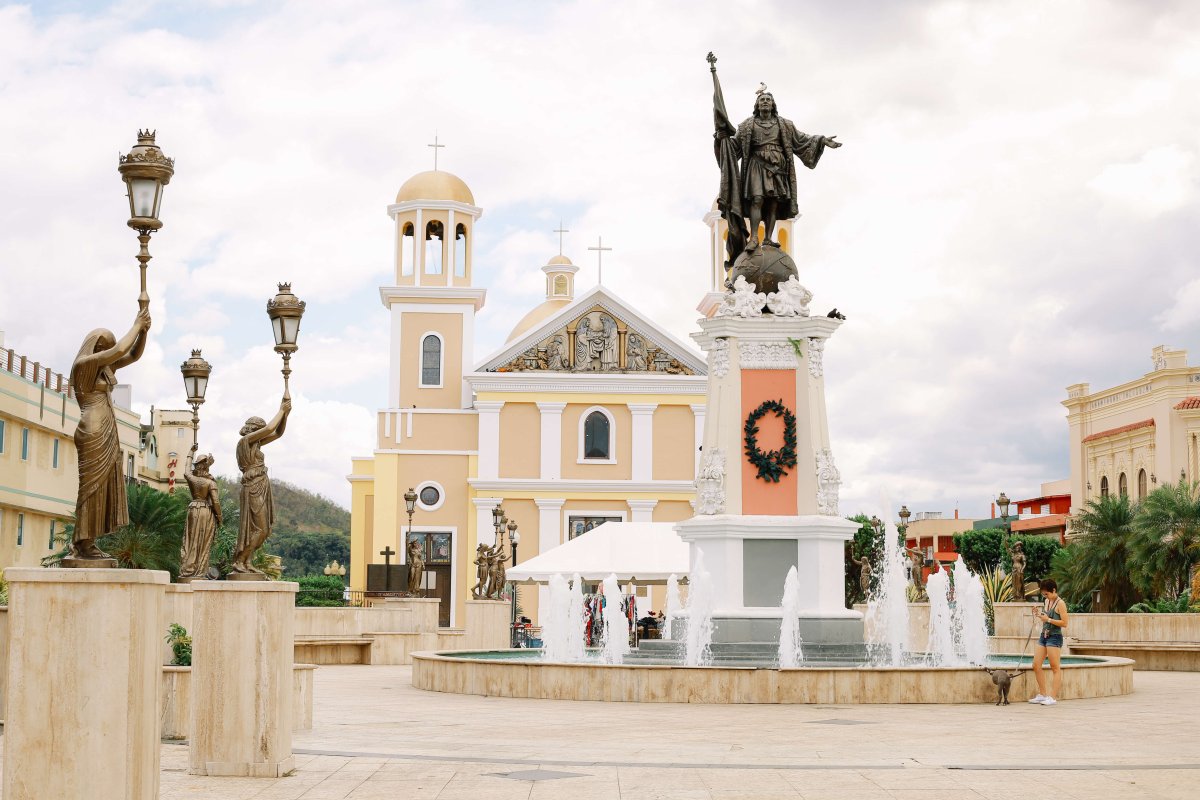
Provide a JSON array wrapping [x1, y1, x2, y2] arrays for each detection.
[[427, 134, 445, 171]]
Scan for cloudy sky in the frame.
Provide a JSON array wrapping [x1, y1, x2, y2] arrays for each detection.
[[1, 0, 1197, 518]]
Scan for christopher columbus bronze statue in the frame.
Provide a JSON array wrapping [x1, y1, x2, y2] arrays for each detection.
[[708, 53, 841, 292]]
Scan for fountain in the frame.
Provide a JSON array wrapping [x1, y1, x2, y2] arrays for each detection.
[[955, 558, 990, 665], [864, 518, 911, 665], [925, 568, 957, 665], [541, 573, 586, 663], [778, 566, 804, 668], [683, 553, 714, 667], [600, 574, 631, 665]]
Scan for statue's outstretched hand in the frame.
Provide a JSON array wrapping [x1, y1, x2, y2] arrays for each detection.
[[824, 135, 842, 149], [281, 397, 292, 414], [136, 308, 152, 332]]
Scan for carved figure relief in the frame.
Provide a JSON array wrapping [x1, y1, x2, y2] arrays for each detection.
[[807, 337, 825, 379], [490, 305, 697, 375], [709, 338, 730, 378], [815, 447, 841, 516], [739, 340, 798, 370], [695, 447, 726, 515], [575, 311, 619, 372]]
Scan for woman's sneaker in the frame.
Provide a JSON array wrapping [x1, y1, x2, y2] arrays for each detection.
[[1028, 694, 1046, 704], [1040, 697, 1057, 706]]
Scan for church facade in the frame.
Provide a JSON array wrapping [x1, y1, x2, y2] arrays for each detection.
[[347, 168, 711, 627]]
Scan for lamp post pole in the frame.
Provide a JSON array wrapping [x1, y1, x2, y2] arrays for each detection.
[[507, 519, 521, 646]]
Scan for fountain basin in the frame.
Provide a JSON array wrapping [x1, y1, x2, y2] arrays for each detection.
[[412, 650, 1133, 704]]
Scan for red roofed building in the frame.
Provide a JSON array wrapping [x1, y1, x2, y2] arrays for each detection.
[[1064, 345, 1200, 522]]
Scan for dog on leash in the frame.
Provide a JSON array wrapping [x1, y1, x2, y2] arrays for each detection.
[[984, 667, 1020, 705]]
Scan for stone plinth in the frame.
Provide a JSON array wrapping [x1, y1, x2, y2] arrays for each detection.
[[382, 597, 440, 632], [3, 568, 168, 800], [189, 580, 298, 778], [675, 514, 862, 644], [464, 599, 511, 649]]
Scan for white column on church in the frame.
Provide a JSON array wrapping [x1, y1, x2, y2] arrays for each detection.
[[627, 499, 658, 523], [447, 208, 456, 276], [691, 403, 706, 476], [628, 403, 658, 482], [414, 208, 424, 287], [473, 497, 502, 547], [537, 402, 566, 480], [476, 401, 504, 480], [534, 498, 567, 625]]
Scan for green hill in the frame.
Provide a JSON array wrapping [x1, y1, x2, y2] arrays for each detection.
[[216, 476, 350, 578]]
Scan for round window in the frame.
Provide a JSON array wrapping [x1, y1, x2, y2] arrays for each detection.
[[419, 485, 441, 507]]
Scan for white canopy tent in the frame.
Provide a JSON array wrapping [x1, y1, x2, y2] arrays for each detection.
[[506, 522, 690, 585]]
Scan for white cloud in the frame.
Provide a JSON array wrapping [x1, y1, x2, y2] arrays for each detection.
[[2, 0, 1199, 516], [1088, 145, 1197, 217]]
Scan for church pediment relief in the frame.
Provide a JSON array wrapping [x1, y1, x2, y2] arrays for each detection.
[[491, 305, 696, 375]]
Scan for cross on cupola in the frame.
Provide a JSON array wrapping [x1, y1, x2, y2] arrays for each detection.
[[554, 220, 569, 256], [427, 134, 445, 171], [588, 236, 612, 284]]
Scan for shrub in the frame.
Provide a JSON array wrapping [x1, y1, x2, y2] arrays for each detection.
[[295, 573, 347, 607], [166, 623, 192, 667]]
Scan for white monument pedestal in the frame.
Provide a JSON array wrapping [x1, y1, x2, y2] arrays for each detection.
[[680, 310, 863, 644], [189, 581, 298, 778], [3, 568, 168, 800]]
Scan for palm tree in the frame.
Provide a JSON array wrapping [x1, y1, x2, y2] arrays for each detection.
[[1134, 481, 1200, 600], [1056, 493, 1141, 612]]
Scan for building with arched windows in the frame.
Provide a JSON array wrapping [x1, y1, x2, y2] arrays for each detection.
[[1064, 345, 1200, 531], [347, 167, 712, 627]]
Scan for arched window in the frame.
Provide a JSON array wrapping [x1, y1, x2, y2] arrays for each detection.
[[454, 223, 467, 277], [553, 275, 568, 296], [425, 221, 443, 275], [582, 409, 612, 461], [1100, 476, 1109, 498], [1138, 469, 1147, 500], [1118, 472, 1128, 498], [401, 223, 415, 276], [420, 334, 442, 387]]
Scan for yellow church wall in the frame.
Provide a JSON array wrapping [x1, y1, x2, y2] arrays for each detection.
[[398, 313, 465, 410], [376, 411, 478, 452], [498, 404, 540, 478], [475, 391, 699, 407], [652, 405, 696, 481], [560, 404, 631, 480], [348, 476, 374, 591], [653, 500, 695, 524]]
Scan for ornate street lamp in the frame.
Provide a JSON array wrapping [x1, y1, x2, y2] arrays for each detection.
[[118, 130, 174, 311], [180, 349, 212, 448], [996, 492, 1012, 534], [897, 505, 911, 537], [403, 487, 418, 594], [266, 283, 306, 397], [869, 515, 883, 538]]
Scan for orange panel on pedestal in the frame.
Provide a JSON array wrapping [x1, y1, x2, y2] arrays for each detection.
[[740, 369, 798, 515]]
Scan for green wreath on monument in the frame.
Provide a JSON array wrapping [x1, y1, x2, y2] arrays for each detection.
[[743, 399, 798, 483]]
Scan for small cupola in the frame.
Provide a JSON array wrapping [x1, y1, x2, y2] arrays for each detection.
[[543, 254, 578, 301]]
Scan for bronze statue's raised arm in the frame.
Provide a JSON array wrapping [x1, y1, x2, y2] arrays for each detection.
[[112, 308, 152, 370], [248, 397, 292, 446]]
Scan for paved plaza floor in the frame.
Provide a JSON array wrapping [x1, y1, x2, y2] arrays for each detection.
[[19, 666, 1200, 798]]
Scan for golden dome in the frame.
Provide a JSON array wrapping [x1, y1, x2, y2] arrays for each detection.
[[506, 299, 572, 343], [395, 170, 474, 205], [547, 254, 574, 267]]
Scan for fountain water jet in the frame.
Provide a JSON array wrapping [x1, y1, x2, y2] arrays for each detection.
[[684, 552, 714, 667], [864, 517, 911, 665], [778, 566, 804, 668], [600, 574, 630, 664], [954, 558, 989, 665], [541, 573, 586, 663], [665, 574, 682, 642], [925, 568, 957, 665]]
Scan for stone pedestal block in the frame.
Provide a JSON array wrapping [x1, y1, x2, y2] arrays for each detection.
[[464, 599, 511, 649], [382, 597, 440, 632], [189, 581, 298, 778], [3, 568, 168, 800]]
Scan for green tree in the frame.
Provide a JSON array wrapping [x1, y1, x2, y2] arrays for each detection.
[[271, 529, 350, 578], [1051, 493, 1141, 612], [1004, 535, 1061, 586], [844, 514, 880, 605], [1133, 481, 1200, 600], [953, 530, 1004, 574]]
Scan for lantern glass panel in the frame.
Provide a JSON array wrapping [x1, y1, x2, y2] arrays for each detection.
[[196, 374, 208, 400], [185, 376, 198, 401], [282, 315, 301, 346], [129, 178, 158, 218], [271, 316, 284, 347]]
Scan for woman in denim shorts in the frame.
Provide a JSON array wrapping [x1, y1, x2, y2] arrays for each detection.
[[1030, 578, 1069, 706]]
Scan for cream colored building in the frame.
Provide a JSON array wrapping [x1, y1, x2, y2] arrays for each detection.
[[1065, 345, 1200, 517], [348, 169, 709, 627], [0, 334, 162, 569]]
